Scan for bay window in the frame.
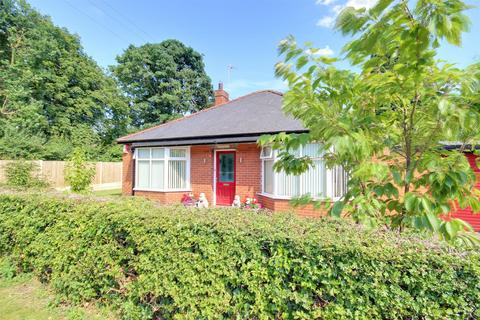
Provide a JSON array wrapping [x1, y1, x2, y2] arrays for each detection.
[[261, 143, 347, 200], [135, 147, 190, 191]]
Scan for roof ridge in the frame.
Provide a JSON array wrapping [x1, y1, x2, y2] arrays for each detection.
[[117, 90, 284, 142]]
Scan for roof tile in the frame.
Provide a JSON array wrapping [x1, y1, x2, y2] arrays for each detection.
[[117, 90, 306, 143]]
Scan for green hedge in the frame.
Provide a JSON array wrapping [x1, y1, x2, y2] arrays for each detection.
[[0, 193, 479, 319]]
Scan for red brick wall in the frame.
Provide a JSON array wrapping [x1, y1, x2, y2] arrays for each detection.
[[448, 153, 480, 231], [190, 145, 214, 204], [257, 194, 329, 218], [235, 144, 262, 201], [121, 142, 330, 217], [121, 143, 263, 206], [122, 145, 134, 196], [134, 190, 186, 204]]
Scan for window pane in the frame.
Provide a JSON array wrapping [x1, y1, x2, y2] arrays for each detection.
[[137, 160, 150, 188], [261, 146, 272, 158], [277, 170, 300, 197], [332, 165, 348, 198], [151, 148, 165, 159], [303, 143, 322, 158], [263, 160, 274, 194], [285, 148, 301, 157], [168, 160, 187, 189], [151, 160, 165, 189], [219, 153, 234, 182], [170, 148, 186, 158], [138, 149, 150, 159], [302, 160, 326, 198]]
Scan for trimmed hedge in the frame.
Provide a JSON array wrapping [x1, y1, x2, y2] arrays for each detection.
[[0, 193, 479, 319]]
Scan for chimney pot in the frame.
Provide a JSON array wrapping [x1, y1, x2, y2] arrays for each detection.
[[214, 81, 229, 106]]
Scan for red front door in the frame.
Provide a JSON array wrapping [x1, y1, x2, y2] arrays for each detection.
[[216, 151, 236, 205]]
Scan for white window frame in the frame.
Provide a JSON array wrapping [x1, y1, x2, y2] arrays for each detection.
[[260, 144, 347, 201], [260, 146, 273, 159], [133, 146, 191, 192]]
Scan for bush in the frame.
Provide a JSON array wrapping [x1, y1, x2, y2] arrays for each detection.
[[0, 193, 479, 319], [3, 160, 49, 189], [64, 148, 96, 193]]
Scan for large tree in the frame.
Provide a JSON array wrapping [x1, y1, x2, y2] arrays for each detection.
[[0, 0, 129, 160], [262, 0, 480, 244], [111, 40, 214, 128]]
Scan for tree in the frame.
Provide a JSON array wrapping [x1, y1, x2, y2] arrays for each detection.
[[0, 0, 129, 160], [111, 40, 214, 128], [262, 0, 480, 244], [64, 147, 96, 193]]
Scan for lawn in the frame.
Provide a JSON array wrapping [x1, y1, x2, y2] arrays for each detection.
[[0, 275, 116, 320], [93, 188, 122, 197]]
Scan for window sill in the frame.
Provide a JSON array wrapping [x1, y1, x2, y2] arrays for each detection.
[[134, 188, 192, 193], [257, 193, 292, 200], [257, 192, 335, 202]]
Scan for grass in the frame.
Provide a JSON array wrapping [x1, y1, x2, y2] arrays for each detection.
[[93, 188, 122, 197], [0, 275, 117, 320]]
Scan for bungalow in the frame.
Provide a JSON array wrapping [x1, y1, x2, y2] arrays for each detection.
[[118, 83, 480, 228], [118, 83, 347, 217]]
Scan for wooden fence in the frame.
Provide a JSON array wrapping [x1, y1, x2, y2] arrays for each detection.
[[0, 160, 122, 190]]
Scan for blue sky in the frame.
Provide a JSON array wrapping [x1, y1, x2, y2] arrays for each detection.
[[28, 0, 480, 98]]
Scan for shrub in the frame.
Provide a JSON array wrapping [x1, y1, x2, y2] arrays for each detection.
[[0, 193, 479, 319], [3, 160, 49, 189], [64, 148, 96, 193]]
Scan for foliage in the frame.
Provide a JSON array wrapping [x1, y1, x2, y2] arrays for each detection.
[[0, 256, 16, 279], [111, 40, 214, 128], [0, 193, 479, 319], [261, 0, 480, 244], [0, 0, 129, 161], [3, 160, 49, 189], [64, 148, 96, 193]]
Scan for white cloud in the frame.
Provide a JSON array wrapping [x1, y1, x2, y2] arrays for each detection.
[[345, 0, 377, 9], [332, 4, 344, 14], [316, 0, 337, 5], [317, 15, 336, 28], [316, 0, 378, 28], [306, 45, 334, 56]]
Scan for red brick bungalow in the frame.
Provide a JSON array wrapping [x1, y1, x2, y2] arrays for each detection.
[[118, 84, 480, 228], [118, 84, 346, 217]]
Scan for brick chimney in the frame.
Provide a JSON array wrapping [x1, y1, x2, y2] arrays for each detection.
[[214, 82, 229, 106]]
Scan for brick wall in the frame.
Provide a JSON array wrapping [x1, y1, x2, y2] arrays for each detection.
[[190, 145, 214, 203], [122, 145, 134, 196], [257, 194, 329, 218], [134, 190, 186, 204], [448, 153, 480, 231], [121, 142, 336, 217], [121, 143, 263, 206], [235, 144, 262, 201]]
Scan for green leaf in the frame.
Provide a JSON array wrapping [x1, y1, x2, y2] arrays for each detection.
[[404, 193, 417, 212], [296, 55, 309, 69], [425, 212, 441, 232], [391, 169, 402, 185], [330, 201, 345, 218]]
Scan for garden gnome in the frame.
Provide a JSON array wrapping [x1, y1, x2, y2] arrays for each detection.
[[197, 192, 209, 208], [232, 195, 241, 208]]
